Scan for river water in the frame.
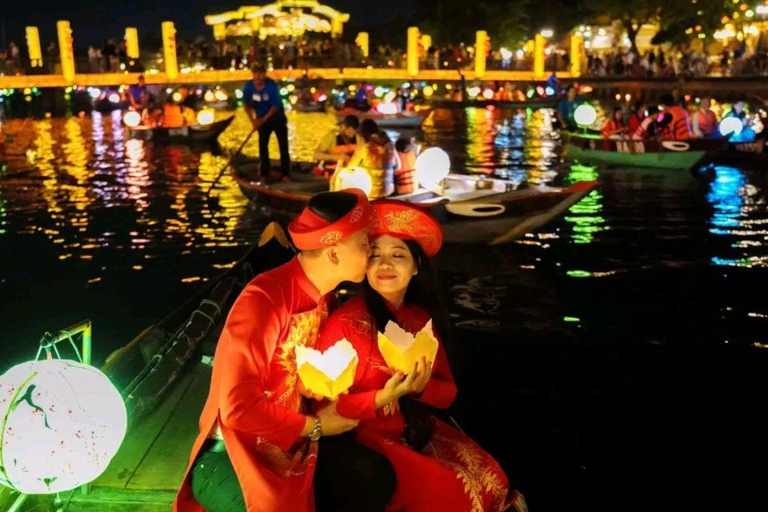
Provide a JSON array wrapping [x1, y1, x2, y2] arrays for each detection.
[[1, 107, 766, 511]]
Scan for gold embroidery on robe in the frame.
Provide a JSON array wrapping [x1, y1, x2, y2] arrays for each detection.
[[424, 432, 508, 512], [277, 302, 328, 410]]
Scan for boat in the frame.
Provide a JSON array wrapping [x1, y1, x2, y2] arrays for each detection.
[[429, 98, 558, 110], [0, 223, 295, 512], [231, 157, 597, 246], [565, 131, 728, 170], [335, 108, 432, 128], [294, 101, 327, 113], [693, 137, 768, 170], [127, 117, 234, 144]]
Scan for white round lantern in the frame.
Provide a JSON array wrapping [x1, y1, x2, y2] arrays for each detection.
[[415, 147, 451, 188], [0, 359, 127, 494], [574, 104, 597, 127]]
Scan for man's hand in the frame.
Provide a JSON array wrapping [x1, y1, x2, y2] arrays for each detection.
[[251, 117, 263, 130], [315, 400, 359, 436], [337, 154, 350, 166], [297, 378, 325, 401]]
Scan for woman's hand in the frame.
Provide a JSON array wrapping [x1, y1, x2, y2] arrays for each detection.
[[375, 359, 432, 408], [410, 357, 433, 395]]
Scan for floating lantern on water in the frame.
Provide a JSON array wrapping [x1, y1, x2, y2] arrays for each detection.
[[423, 85, 434, 98], [296, 340, 358, 399], [108, 93, 121, 104], [204, 90, 215, 102], [123, 111, 141, 128], [415, 147, 450, 189], [467, 86, 481, 99], [330, 167, 373, 197], [235, 89, 243, 99], [719, 116, 743, 137], [172, 91, 183, 102], [377, 320, 439, 375], [89, 88, 101, 100], [0, 359, 127, 494], [317, 93, 328, 102], [214, 90, 228, 101], [376, 102, 398, 115], [196, 109, 215, 126], [482, 88, 494, 100], [574, 103, 597, 127]]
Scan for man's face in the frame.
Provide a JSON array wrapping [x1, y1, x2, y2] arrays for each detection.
[[333, 228, 371, 283], [567, 88, 577, 101], [138, 78, 146, 87], [341, 124, 357, 139], [701, 98, 711, 110], [734, 101, 744, 113], [253, 72, 266, 87]]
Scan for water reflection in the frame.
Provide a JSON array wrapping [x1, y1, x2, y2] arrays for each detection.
[[707, 165, 768, 268], [564, 164, 605, 245]]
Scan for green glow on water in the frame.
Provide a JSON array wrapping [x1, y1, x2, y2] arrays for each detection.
[[565, 164, 605, 245], [567, 270, 592, 278], [564, 316, 580, 322]]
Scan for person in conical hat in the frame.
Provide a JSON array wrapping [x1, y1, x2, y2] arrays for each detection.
[[315, 200, 528, 512], [175, 189, 396, 512]]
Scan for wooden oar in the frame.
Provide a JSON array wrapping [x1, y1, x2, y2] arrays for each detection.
[[204, 128, 257, 199]]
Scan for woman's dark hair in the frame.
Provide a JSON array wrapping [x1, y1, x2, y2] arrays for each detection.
[[633, 99, 645, 113], [307, 190, 358, 222], [362, 240, 452, 452], [395, 137, 416, 153], [360, 119, 383, 143]]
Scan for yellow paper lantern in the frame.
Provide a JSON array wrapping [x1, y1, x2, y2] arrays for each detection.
[[0, 359, 126, 494], [204, 90, 215, 102], [415, 147, 450, 188], [123, 111, 141, 127], [377, 320, 439, 375], [296, 340, 358, 399], [197, 109, 215, 125]]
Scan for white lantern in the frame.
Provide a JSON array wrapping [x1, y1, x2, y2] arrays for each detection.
[[331, 167, 373, 197], [0, 359, 127, 494], [123, 111, 141, 128], [574, 104, 597, 127], [376, 102, 398, 115], [214, 90, 228, 101], [196, 110, 215, 126], [415, 147, 451, 188], [719, 116, 743, 137], [204, 90, 215, 102]]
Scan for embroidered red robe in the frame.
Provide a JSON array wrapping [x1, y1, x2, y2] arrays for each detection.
[[316, 296, 513, 512], [174, 257, 327, 512]]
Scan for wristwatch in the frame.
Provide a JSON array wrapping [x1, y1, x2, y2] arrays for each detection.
[[308, 416, 323, 442]]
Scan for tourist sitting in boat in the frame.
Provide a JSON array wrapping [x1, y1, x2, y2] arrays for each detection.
[[659, 93, 692, 140], [314, 114, 362, 173], [631, 106, 668, 140], [344, 119, 400, 198], [315, 200, 528, 512], [627, 100, 647, 135], [394, 137, 418, 195], [723, 100, 757, 142], [175, 190, 398, 512], [162, 98, 195, 129], [601, 107, 628, 139], [691, 96, 719, 138]]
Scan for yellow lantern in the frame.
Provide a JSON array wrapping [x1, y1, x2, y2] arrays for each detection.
[[162, 21, 178, 79], [0, 359, 127, 494], [356, 32, 369, 58], [26, 27, 42, 68], [296, 340, 358, 399], [214, 90, 228, 101], [57, 21, 76, 83], [123, 111, 142, 127], [204, 90, 215, 102], [377, 320, 439, 375], [330, 167, 373, 197], [125, 28, 140, 59]]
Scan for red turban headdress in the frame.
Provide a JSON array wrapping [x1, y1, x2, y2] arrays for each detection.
[[288, 189, 371, 250], [370, 200, 443, 257]]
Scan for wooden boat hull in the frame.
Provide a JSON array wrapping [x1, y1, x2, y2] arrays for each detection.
[[429, 98, 558, 109], [335, 109, 431, 127], [697, 138, 768, 169], [128, 116, 234, 144], [565, 132, 726, 170], [232, 160, 597, 245]]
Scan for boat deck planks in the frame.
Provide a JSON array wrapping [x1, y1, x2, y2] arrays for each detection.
[[128, 365, 211, 490]]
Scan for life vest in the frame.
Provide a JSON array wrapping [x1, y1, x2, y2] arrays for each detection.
[[601, 119, 625, 139], [661, 105, 692, 140], [632, 116, 655, 140], [162, 104, 185, 128], [693, 109, 718, 136], [395, 151, 417, 195], [627, 114, 643, 134]]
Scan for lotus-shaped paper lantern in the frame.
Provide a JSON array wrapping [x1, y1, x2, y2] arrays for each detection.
[[296, 340, 358, 399], [377, 320, 439, 375], [0, 359, 127, 494]]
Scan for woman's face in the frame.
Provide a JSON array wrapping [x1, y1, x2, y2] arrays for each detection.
[[367, 234, 417, 299]]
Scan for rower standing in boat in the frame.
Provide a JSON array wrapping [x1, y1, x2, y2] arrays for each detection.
[[174, 190, 397, 512], [691, 96, 719, 138], [127, 74, 149, 114], [314, 114, 362, 174], [556, 86, 579, 131], [243, 64, 291, 182]]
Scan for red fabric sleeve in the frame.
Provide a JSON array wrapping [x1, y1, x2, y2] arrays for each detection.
[[317, 310, 379, 420], [416, 342, 457, 410], [218, 287, 308, 451]]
